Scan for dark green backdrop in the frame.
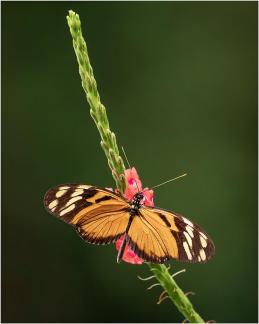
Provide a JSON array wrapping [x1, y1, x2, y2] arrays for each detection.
[[2, 2, 258, 323]]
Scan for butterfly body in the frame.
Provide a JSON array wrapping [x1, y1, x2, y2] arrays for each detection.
[[129, 192, 144, 213], [44, 184, 215, 264]]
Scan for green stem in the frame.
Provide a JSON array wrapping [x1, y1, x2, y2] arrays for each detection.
[[149, 264, 204, 323], [66, 10, 205, 323], [66, 10, 126, 193]]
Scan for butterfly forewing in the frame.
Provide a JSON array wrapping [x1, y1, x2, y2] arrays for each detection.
[[44, 184, 130, 244], [126, 206, 215, 263]]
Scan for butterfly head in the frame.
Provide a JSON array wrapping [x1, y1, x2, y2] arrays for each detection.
[[135, 192, 144, 201]]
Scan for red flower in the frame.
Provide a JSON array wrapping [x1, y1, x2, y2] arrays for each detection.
[[115, 236, 144, 265], [115, 167, 154, 265]]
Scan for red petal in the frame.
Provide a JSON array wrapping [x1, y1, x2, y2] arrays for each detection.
[[142, 188, 154, 207], [116, 235, 144, 265], [124, 167, 143, 200]]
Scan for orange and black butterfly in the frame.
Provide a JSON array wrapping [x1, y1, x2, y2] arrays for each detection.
[[44, 184, 215, 263]]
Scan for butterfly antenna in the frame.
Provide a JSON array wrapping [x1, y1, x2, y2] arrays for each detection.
[[122, 146, 131, 169], [149, 173, 187, 190], [121, 146, 140, 192]]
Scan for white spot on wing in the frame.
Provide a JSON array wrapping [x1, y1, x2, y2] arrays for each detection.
[[183, 231, 193, 248], [49, 199, 58, 209], [182, 217, 193, 227], [77, 185, 91, 189], [59, 186, 70, 190], [65, 196, 82, 206], [185, 225, 194, 238], [183, 241, 192, 260], [71, 189, 84, 197], [199, 248, 206, 261], [199, 231, 207, 239], [60, 204, 75, 216], [200, 236, 207, 248], [56, 189, 67, 198], [198, 256, 201, 262]]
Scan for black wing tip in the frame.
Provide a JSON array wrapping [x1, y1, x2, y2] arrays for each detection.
[[43, 183, 96, 205]]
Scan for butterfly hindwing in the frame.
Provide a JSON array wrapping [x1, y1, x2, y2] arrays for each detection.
[[126, 206, 214, 263], [44, 184, 131, 245], [126, 210, 177, 263]]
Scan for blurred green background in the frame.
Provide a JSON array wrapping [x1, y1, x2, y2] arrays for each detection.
[[2, 2, 257, 323]]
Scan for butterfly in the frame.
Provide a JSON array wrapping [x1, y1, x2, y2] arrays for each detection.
[[44, 183, 215, 264]]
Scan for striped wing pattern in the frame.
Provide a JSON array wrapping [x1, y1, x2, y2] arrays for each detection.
[[44, 184, 130, 244], [127, 206, 214, 263], [44, 184, 215, 263]]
